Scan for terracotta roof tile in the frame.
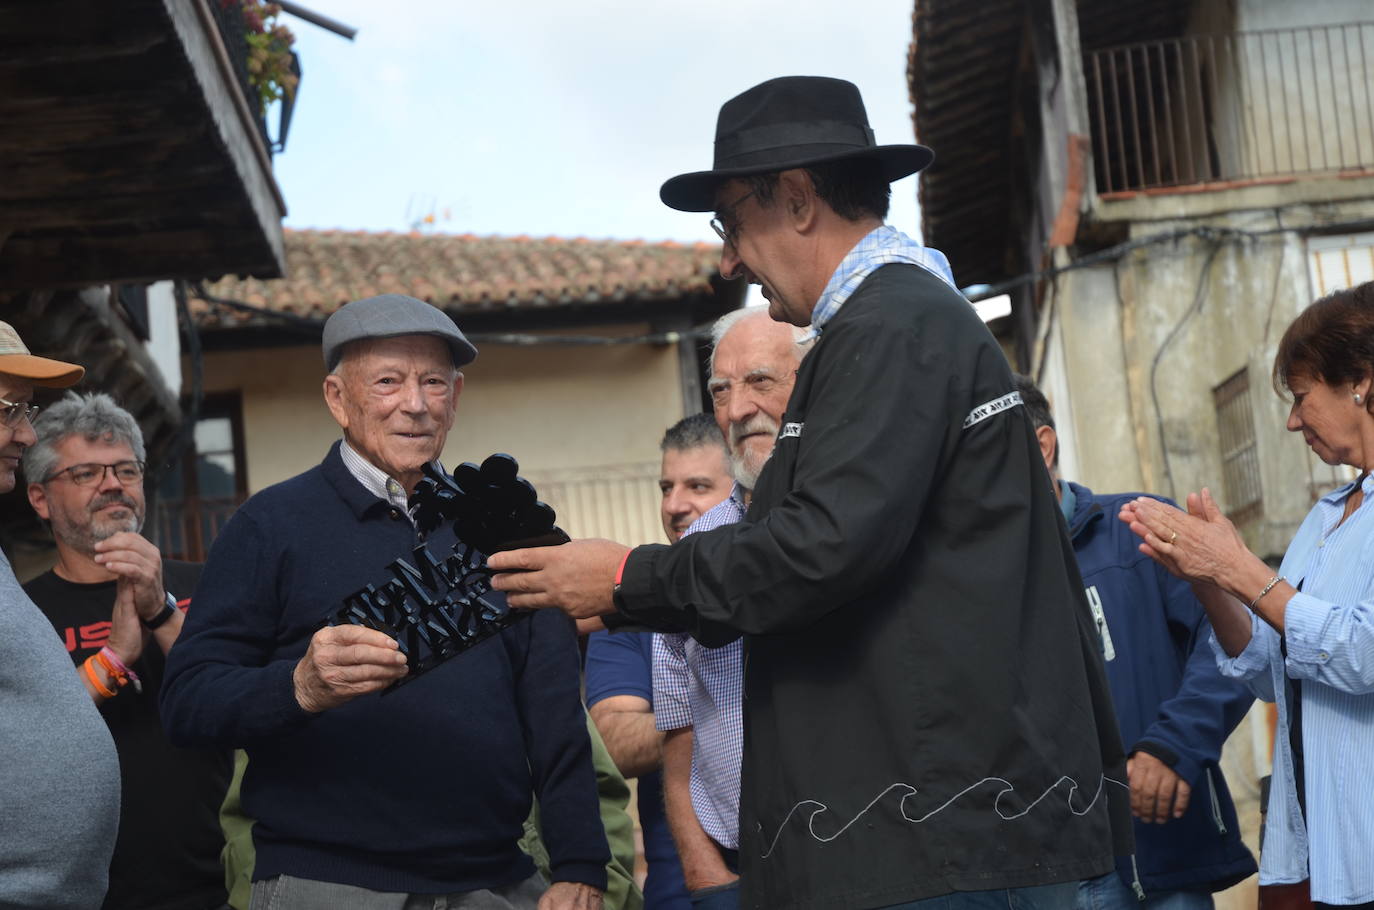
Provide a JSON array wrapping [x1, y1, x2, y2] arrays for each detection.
[[193, 228, 726, 327]]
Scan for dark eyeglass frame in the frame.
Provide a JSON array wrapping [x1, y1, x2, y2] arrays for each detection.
[[709, 189, 758, 247], [43, 460, 147, 487], [0, 395, 39, 428]]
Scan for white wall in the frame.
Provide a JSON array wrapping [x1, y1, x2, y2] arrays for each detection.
[[144, 281, 182, 396]]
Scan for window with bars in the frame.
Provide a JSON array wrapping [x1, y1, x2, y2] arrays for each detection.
[[1308, 231, 1374, 298], [1213, 368, 1263, 525]]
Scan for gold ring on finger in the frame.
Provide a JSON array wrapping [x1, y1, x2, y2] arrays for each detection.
[[1168, 529, 1178, 545]]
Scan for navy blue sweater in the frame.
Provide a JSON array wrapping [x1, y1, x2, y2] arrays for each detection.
[[161, 443, 608, 894], [1066, 482, 1256, 894]]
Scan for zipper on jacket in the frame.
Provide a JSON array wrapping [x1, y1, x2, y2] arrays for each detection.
[[1129, 855, 1146, 902], [1207, 768, 1227, 835]]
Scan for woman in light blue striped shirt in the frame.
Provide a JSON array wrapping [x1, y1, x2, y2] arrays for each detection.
[[1122, 280, 1374, 909]]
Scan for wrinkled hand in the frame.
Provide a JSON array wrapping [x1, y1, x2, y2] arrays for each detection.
[[488, 539, 630, 619], [539, 882, 603, 910], [94, 531, 165, 621], [1127, 752, 1191, 824], [105, 582, 144, 667], [292, 625, 408, 713], [1119, 488, 1250, 589]]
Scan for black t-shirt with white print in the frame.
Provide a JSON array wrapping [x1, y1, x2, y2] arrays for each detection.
[[25, 559, 230, 910]]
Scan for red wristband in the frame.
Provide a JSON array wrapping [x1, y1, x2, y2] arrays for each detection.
[[614, 549, 632, 586]]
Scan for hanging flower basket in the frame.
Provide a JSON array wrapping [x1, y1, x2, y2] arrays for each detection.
[[219, 0, 298, 117]]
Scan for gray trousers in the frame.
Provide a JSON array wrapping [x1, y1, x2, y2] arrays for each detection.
[[249, 873, 546, 910]]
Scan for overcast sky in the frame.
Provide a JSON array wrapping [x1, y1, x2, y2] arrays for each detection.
[[273, 0, 925, 246]]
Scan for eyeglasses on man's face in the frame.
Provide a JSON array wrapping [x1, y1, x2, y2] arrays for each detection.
[[44, 461, 146, 487], [0, 396, 39, 429], [710, 189, 758, 247]]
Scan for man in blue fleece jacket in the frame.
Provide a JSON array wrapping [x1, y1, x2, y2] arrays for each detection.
[[1015, 375, 1256, 909], [162, 295, 607, 909]]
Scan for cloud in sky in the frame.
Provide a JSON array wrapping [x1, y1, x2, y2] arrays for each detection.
[[273, 0, 926, 245]]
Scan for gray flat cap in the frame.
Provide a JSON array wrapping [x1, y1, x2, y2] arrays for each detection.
[[322, 294, 478, 370]]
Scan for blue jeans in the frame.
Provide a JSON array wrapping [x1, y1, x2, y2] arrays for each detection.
[[882, 881, 1080, 910], [1077, 872, 1213, 910]]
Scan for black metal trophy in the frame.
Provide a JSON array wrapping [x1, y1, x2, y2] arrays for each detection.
[[325, 454, 568, 689]]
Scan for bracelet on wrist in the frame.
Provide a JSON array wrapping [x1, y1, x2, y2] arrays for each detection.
[[98, 646, 142, 694], [1248, 574, 1284, 611], [93, 651, 127, 688], [82, 655, 119, 698]]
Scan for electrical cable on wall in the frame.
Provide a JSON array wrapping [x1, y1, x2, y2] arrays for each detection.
[[963, 215, 1374, 303], [1261, 208, 1287, 347], [1145, 240, 1224, 502], [193, 282, 324, 334], [1031, 209, 1372, 503]]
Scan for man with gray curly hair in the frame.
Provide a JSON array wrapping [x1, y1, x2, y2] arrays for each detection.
[[24, 392, 230, 910], [24, 393, 147, 549]]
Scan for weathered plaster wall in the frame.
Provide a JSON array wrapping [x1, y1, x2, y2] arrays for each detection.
[[1044, 198, 1369, 556], [1113, 205, 1360, 555], [1040, 261, 1147, 494]]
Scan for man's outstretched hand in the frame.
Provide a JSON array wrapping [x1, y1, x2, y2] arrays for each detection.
[[488, 539, 630, 619]]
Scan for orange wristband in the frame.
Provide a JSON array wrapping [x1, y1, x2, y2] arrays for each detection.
[[83, 655, 118, 698], [94, 650, 128, 688], [614, 549, 632, 586], [98, 646, 142, 694]]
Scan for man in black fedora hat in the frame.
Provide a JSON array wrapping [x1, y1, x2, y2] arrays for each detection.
[[491, 76, 1132, 910]]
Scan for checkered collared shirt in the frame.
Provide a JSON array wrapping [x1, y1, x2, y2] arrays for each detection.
[[338, 438, 437, 524], [807, 225, 957, 339], [652, 486, 748, 850]]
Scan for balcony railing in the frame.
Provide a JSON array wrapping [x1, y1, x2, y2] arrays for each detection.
[[1086, 23, 1374, 194]]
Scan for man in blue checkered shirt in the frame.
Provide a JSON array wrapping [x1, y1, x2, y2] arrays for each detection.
[[653, 308, 808, 910]]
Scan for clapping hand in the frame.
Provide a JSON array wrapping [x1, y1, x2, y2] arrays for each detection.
[[1119, 488, 1249, 589]]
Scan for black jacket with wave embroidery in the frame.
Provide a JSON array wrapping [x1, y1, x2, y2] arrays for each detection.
[[618, 263, 1133, 910]]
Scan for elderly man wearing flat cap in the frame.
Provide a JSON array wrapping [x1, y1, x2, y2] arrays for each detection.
[[490, 77, 1133, 909], [162, 295, 608, 910], [0, 322, 122, 909]]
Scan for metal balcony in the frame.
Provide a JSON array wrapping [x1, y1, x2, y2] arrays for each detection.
[[1086, 22, 1374, 194]]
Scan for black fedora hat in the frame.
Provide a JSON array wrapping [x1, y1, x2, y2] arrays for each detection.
[[660, 75, 934, 213]]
